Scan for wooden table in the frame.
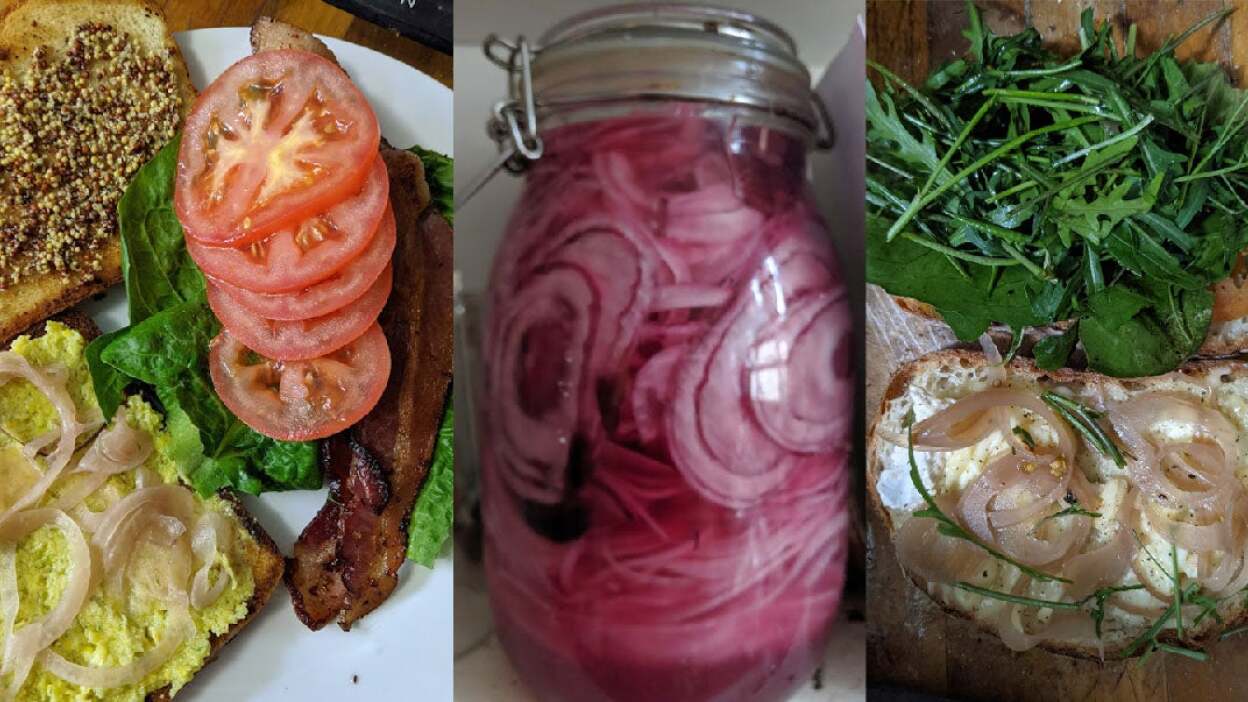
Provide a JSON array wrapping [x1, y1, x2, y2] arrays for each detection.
[[866, 2, 1248, 700], [155, 0, 450, 86]]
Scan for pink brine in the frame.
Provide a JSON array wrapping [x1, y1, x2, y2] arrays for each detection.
[[481, 109, 853, 702]]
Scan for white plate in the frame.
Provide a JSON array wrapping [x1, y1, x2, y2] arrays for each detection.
[[77, 28, 454, 702]]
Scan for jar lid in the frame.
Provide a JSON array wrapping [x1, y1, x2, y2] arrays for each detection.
[[523, 3, 818, 133]]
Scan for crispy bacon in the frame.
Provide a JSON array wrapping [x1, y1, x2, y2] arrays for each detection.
[[284, 148, 453, 630]]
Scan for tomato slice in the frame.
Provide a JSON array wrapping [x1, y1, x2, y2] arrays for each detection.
[[207, 264, 392, 361], [205, 209, 394, 320], [209, 324, 391, 441], [187, 161, 392, 294], [176, 49, 381, 245]]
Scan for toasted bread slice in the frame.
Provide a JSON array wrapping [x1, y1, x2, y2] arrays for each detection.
[[867, 350, 1248, 658], [0, 0, 195, 345], [5, 320, 283, 700]]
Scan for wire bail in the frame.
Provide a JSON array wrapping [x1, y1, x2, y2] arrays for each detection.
[[455, 35, 546, 211], [484, 34, 543, 167]]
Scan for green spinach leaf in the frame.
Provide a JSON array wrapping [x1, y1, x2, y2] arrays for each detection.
[[1034, 323, 1079, 370], [116, 135, 205, 323], [97, 134, 320, 496], [84, 329, 130, 419]]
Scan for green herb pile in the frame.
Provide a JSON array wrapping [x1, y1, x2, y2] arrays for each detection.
[[85, 136, 320, 496], [867, 3, 1248, 377]]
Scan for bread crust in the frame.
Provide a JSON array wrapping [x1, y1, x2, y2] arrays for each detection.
[[888, 294, 1237, 356], [866, 349, 1248, 658]]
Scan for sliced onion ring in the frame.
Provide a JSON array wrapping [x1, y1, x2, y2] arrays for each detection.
[[40, 606, 193, 689]]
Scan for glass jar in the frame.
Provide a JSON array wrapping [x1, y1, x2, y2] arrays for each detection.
[[479, 5, 853, 701]]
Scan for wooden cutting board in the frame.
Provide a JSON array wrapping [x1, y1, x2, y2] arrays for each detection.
[[866, 1, 1248, 700]]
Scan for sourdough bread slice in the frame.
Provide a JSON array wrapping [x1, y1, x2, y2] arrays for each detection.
[[867, 350, 1248, 658]]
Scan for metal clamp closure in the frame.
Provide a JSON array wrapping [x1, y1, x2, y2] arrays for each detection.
[[485, 34, 543, 165]]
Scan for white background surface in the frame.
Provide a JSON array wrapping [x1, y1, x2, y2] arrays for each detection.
[[452, 2, 866, 701], [79, 28, 455, 702]]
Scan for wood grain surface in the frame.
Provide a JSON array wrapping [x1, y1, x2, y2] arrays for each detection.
[[866, 2, 1248, 701], [155, 0, 451, 86]]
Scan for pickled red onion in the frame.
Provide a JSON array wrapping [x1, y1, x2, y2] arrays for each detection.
[[482, 111, 850, 697]]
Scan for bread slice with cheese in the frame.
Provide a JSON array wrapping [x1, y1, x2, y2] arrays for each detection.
[[1, 321, 282, 700], [868, 350, 1248, 658], [0, 0, 196, 346]]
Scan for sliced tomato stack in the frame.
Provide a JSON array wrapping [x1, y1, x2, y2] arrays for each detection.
[[175, 50, 393, 442]]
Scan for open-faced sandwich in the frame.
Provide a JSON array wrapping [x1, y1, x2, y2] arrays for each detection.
[[0, 319, 282, 699], [867, 3, 1248, 377], [869, 349, 1248, 660]]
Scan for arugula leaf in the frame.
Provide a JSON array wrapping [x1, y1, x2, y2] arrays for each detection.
[[410, 146, 454, 224], [1011, 425, 1036, 449], [1039, 504, 1101, 523], [1040, 391, 1126, 466], [408, 403, 454, 566], [1034, 323, 1079, 370], [116, 135, 205, 323]]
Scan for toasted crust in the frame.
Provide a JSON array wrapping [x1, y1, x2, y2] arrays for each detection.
[[866, 349, 1248, 658], [0, 0, 195, 347], [890, 295, 1240, 357], [891, 295, 940, 321]]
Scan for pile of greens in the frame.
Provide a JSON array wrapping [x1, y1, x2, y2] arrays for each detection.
[[867, 3, 1248, 377], [85, 136, 320, 496]]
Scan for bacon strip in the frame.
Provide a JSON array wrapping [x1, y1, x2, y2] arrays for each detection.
[[285, 150, 453, 630]]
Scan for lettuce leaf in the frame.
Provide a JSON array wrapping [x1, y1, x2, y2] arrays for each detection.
[[410, 145, 453, 225], [405, 145, 455, 563], [407, 403, 453, 566]]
